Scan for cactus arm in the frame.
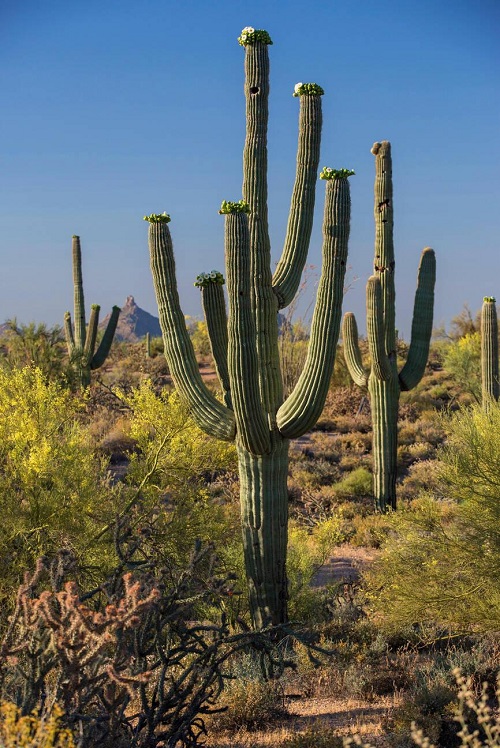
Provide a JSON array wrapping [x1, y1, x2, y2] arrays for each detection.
[[481, 296, 499, 407], [84, 303, 100, 364], [242, 38, 283, 422], [272, 87, 323, 309], [224, 210, 271, 454], [90, 305, 120, 370], [198, 277, 232, 408], [398, 247, 436, 391], [342, 313, 369, 388], [64, 311, 75, 356], [371, 142, 396, 357], [147, 218, 236, 442], [277, 173, 351, 438], [71, 235, 87, 349], [366, 276, 392, 382]]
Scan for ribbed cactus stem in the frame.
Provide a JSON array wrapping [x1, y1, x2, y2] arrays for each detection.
[[399, 248, 436, 391], [366, 276, 392, 382], [148, 220, 236, 442], [243, 40, 282, 422], [342, 313, 368, 388], [200, 280, 231, 407], [481, 297, 499, 408], [277, 174, 351, 437], [371, 141, 396, 357], [225, 212, 270, 455], [272, 91, 323, 308], [72, 236, 86, 350]]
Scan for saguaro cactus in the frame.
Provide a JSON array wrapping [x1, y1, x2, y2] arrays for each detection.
[[342, 141, 436, 512], [146, 28, 352, 628], [64, 235, 120, 388], [481, 296, 499, 408]]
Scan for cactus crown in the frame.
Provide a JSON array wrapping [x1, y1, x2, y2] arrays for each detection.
[[484, 296, 496, 303], [320, 167, 355, 180], [194, 271, 225, 288], [144, 212, 171, 224], [238, 27, 273, 46], [293, 82, 324, 97], [219, 200, 250, 215]]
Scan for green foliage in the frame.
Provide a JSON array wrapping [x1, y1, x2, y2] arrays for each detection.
[[218, 199, 250, 214], [193, 270, 225, 287], [0, 702, 75, 748], [442, 332, 481, 402], [185, 317, 211, 357], [333, 467, 373, 499], [122, 380, 238, 565], [293, 82, 325, 96], [237, 26, 273, 45], [143, 211, 171, 223], [0, 367, 117, 610], [320, 167, 355, 179], [366, 403, 500, 633], [0, 320, 68, 382], [287, 517, 344, 621]]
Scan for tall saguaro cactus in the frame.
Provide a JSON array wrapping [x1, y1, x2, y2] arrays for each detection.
[[342, 141, 436, 512], [481, 296, 499, 408], [64, 235, 120, 388], [146, 28, 352, 628]]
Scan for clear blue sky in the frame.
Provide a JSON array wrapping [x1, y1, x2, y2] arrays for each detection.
[[2, 0, 499, 338]]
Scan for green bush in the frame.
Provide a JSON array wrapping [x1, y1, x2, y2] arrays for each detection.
[[0, 366, 119, 612], [366, 403, 500, 633]]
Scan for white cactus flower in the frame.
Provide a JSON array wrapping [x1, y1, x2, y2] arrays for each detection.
[[294, 82, 303, 94], [242, 26, 255, 34]]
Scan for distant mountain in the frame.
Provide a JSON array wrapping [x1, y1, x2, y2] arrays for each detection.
[[100, 296, 162, 343]]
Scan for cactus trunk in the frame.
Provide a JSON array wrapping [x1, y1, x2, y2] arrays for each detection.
[[237, 435, 289, 627]]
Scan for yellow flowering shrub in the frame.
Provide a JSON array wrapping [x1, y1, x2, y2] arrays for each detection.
[[0, 702, 75, 748]]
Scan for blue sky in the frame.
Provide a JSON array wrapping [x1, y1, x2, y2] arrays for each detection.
[[2, 0, 499, 338]]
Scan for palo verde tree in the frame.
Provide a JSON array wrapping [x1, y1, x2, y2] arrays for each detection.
[[146, 27, 352, 628], [481, 296, 499, 409], [64, 235, 120, 388], [342, 141, 436, 512]]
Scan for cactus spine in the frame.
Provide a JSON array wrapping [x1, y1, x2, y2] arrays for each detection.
[[146, 29, 351, 628], [64, 236, 120, 388], [342, 142, 436, 512], [481, 296, 499, 408]]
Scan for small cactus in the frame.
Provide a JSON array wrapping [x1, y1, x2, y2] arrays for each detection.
[[481, 296, 499, 408], [64, 236, 120, 388]]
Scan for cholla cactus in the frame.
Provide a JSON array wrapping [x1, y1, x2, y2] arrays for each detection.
[[64, 236, 120, 387], [481, 296, 499, 408], [146, 28, 352, 627], [342, 142, 436, 512]]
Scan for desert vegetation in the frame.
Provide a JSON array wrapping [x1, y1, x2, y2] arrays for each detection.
[[0, 24, 498, 748]]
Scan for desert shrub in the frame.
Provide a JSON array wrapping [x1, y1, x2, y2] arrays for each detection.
[[287, 518, 345, 622], [333, 468, 373, 499], [0, 366, 119, 613], [398, 460, 441, 502], [442, 332, 481, 403], [0, 702, 75, 748], [0, 320, 69, 384], [0, 521, 289, 748], [366, 402, 500, 633], [282, 724, 344, 748], [121, 380, 239, 567], [207, 674, 286, 732]]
